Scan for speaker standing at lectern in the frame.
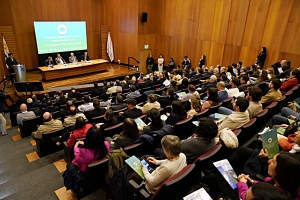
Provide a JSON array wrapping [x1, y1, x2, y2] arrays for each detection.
[[6, 53, 18, 84], [81, 51, 90, 62]]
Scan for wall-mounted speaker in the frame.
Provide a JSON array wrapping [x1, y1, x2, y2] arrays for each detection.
[[142, 12, 148, 23]]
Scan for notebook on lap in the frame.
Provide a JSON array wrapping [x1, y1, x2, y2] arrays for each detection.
[[177, 92, 186, 98], [213, 159, 238, 189]]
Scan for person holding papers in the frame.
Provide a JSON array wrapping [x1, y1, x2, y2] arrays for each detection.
[[141, 135, 186, 194], [55, 53, 66, 65], [81, 51, 90, 62], [69, 53, 78, 63]]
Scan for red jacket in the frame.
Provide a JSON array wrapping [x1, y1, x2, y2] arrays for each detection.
[[280, 78, 298, 92], [66, 123, 93, 148]]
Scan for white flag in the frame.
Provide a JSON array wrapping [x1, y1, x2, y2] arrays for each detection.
[[3, 36, 9, 69], [107, 32, 114, 62]]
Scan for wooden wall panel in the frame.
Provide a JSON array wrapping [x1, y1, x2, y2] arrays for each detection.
[[1, 0, 300, 72]]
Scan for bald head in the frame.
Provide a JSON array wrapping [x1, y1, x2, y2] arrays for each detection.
[[20, 104, 28, 112], [43, 112, 52, 122]]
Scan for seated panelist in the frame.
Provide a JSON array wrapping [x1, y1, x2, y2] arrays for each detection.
[[81, 52, 90, 61], [45, 56, 54, 67], [69, 53, 78, 63], [55, 53, 66, 65]]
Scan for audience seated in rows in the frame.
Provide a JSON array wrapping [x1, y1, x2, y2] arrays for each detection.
[[178, 84, 199, 101], [158, 88, 177, 108], [204, 147, 300, 200], [140, 94, 161, 115], [141, 108, 166, 135], [126, 86, 140, 99], [71, 127, 110, 172], [202, 88, 219, 111], [105, 118, 140, 149], [43, 98, 59, 113], [63, 105, 87, 127], [66, 116, 93, 148], [16, 104, 36, 125], [78, 95, 93, 112], [260, 78, 282, 107], [110, 95, 127, 111], [198, 75, 217, 93], [227, 77, 244, 98], [181, 118, 218, 164], [31, 112, 63, 140], [95, 109, 119, 131], [280, 69, 300, 92], [187, 94, 201, 118], [86, 99, 106, 121], [142, 135, 187, 194], [118, 99, 142, 121], [217, 97, 249, 131], [165, 100, 187, 126]]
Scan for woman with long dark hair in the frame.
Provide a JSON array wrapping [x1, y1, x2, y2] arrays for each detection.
[[165, 100, 187, 126], [199, 55, 206, 68], [256, 47, 267, 68], [72, 127, 110, 172], [249, 70, 268, 85], [106, 118, 140, 149], [142, 108, 165, 135], [202, 88, 219, 111]]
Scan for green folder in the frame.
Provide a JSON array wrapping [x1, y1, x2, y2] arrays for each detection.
[[277, 127, 285, 135], [288, 119, 295, 124], [215, 113, 228, 120], [262, 129, 279, 159], [125, 156, 145, 180]]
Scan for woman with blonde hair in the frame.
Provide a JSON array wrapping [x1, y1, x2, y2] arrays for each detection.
[[187, 94, 202, 118], [267, 67, 275, 80]]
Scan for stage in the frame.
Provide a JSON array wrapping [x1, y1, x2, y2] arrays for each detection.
[[5, 64, 137, 102]]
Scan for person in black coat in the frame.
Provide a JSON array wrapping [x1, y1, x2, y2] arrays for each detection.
[[86, 99, 106, 121], [81, 52, 90, 61], [45, 56, 54, 66], [118, 99, 142, 121], [96, 109, 119, 131], [43, 98, 59, 113], [91, 83, 103, 97], [256, 47, 267, 68], [111, 95, 127, 111], [158, 88, 178, 108], [146, 54, 155, 73], [6, 53, 18, 84]]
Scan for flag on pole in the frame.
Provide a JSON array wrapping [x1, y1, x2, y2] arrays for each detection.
[[3, 35, 9, 69], [107, 32, 114, 62]]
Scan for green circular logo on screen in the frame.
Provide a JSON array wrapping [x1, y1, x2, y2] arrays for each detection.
[[57, 24, 67, 35]]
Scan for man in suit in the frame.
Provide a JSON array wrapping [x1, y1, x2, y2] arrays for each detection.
[[118, 98, 142, 121], [31, 112, 63, 140], [137, 77, 150, 89], [111, 95, 127, 111], [45, 56, 54, 67], [55, 53, 66, 65], [81, 51, 90, 61], [91, 83, 103, 97], [86, 99, 106, 121], [159, 88, 178, 108], [69, 53, 78, 63], [16, 104, 36, 125], [43, 98, 59, 113], [6, 53, 18, 84]]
